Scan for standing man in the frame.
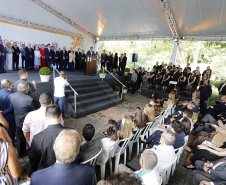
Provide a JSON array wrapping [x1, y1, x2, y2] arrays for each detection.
[[87, 47, 95, 56], [14, 69, 37, 95], [122, 53, 127, 73], [11, 81, 37, 158], [12, 42, 20, 70], [75, 48, 81, 71], [20, 44, 26, 69], [80, 50, 86, 72], [60, 46, 67, 70], [218, 80, 226, 100], [54, 71, 70, 118], [107, 52, 112, 72], [25, 43, 33, 70], [45, 44, 52, 69], [0, 79, 15, 143], [131, 69, 137, 94], [101, 50, 106, 68], [0, 36, 6, 73], [52, 46, 59, 69], [118, 53, 124, 72]]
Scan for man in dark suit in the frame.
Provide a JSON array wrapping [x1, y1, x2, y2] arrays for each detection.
[[52, 46, 59, 69], [192, 157, 226, 185], [0, 37, 6, 73], [118, 53, 124, 72], [101, 50, 107, 68], [45, 44, 52, 69], [153, 61, 160, 74], [25, 43, 33, 70], [76, 124, 101, 163], [218, 80, 226, 98], [106, 52, 113, 72], [11, 81, 37, 157], [80, 50, 86, 72], [28, 105, 68, 177], [12, 42, 20, 70], [0, 79, 15, 143], [31, 129, 96, 185], [200, 80, 212, 113], [14, 69, 37, 95], [87, 47, 95, 56], [75, 48, 81, 71], [183, 63, 191, 75], [122, 53, 127, 72], [60, 46, 67, 70]]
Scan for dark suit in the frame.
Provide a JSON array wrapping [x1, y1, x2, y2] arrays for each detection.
[[192, 157, 226, 185], [76, 139, 101, 163], [45, 48, 52, 68], [87, 50, 95, 56], [14, 79, 36, 95], [25, 47, 34, 70], [11, 92, 37, 157], [0, 43, 6, 72], [12, 46, 20, 70], [118, 56, 123, 72], [171, 70, 180, 81], [101, 53, 107, 68], [200, 84, 212, 112], [79, 53, 86, 72], [75, 51, 81, 70], [28, 124, 68, 177], [52, 50, 59, 68], [60, 50, 68, 69], [122, 56, 127, 71], [31, 161, 96, 185], [219, 83, 226, 95], [0, 89, 15, 142]]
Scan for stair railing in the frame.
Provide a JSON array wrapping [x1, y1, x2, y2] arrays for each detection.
[[52, 64, 78, 113], [102, 67, 125, 100]]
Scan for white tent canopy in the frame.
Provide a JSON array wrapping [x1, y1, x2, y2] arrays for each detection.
[[1, 0, 226, 42]]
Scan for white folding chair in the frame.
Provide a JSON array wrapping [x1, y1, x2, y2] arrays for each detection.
[[174, 144, 185, 164], [184, 135, 189, 146], [113, 137, 131, 173], [128, 128, 143, 160], [97, 141, 119, 180], [161, 156, 177, 185], [81, 148, 102, 165], [139, 122, 154, 152]]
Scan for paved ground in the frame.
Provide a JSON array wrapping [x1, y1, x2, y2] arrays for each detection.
[[18, 92, 192, 185]]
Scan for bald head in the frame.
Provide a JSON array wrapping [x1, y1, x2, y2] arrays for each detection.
[[53, 129, 81, 164], [1, 79, 12, 90]]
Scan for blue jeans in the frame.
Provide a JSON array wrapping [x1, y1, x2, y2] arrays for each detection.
[[54, 96, 65, 117]]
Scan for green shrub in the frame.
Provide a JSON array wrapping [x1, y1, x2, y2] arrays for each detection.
[[99, 68, 107, 73], [210, 80, 224, 89], [123, 86, 128, 90], [114, 86, 121, 91], [124, 68, 130, 72], [39, 67, 51, 75]]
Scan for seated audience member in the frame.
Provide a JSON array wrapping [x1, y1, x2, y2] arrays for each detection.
[[163, 90, 176, 109], [76, 124, 101, 163], [28, 105, 68, 178], [144, 104, 155, 122], [0, 79, 15, 142], [11, 81, 37, 158], [201, 91, 226, 126], [131, 106, 147, 131], [96, 123, 119, 164], [14, 69, 36, 95], [23, 92, 64, 146], [181, 117, 192, 136], [98, 172, 142, 185], [218, 80, 226, 99], [0, 141, 22, 184], [184, 142, 226, 169], [31, 129, 96, 185], [144, 120, 185, 150], [191, 157, 226, 185], [118, 116, 133, 140], [128, 130, 176, 175], [118, 150, 161, 185]]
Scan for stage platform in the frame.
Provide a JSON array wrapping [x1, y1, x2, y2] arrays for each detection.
[[0, 70, 128, 118]]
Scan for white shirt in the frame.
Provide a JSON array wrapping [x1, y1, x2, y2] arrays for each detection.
[[34, 50, 41, 58], [22, 106, 64, 146], [54, 77, 69, 97], [134, 168, 161, 185], [151, 145, 176, 175]]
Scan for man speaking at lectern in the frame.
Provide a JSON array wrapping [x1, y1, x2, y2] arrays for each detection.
[[87, 47, 95, 56]]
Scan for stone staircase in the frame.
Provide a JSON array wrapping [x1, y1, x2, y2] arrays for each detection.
[[64, 77, 122, 118]]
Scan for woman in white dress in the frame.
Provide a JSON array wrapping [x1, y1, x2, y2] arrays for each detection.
[[5, 42, 13, 71], [34, 46, 41, 70]]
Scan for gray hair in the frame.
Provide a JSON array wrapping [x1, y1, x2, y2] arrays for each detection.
[[141, 150, 158, 170], [1, 79, 12, 89], [17, 81, 29, 93], [189, 102, 196, 109], [53, 129, 81, 164], [161, 130, 175, 146]]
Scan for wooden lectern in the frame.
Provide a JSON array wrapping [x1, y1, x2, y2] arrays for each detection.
[[86, 55, 97, 75]]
